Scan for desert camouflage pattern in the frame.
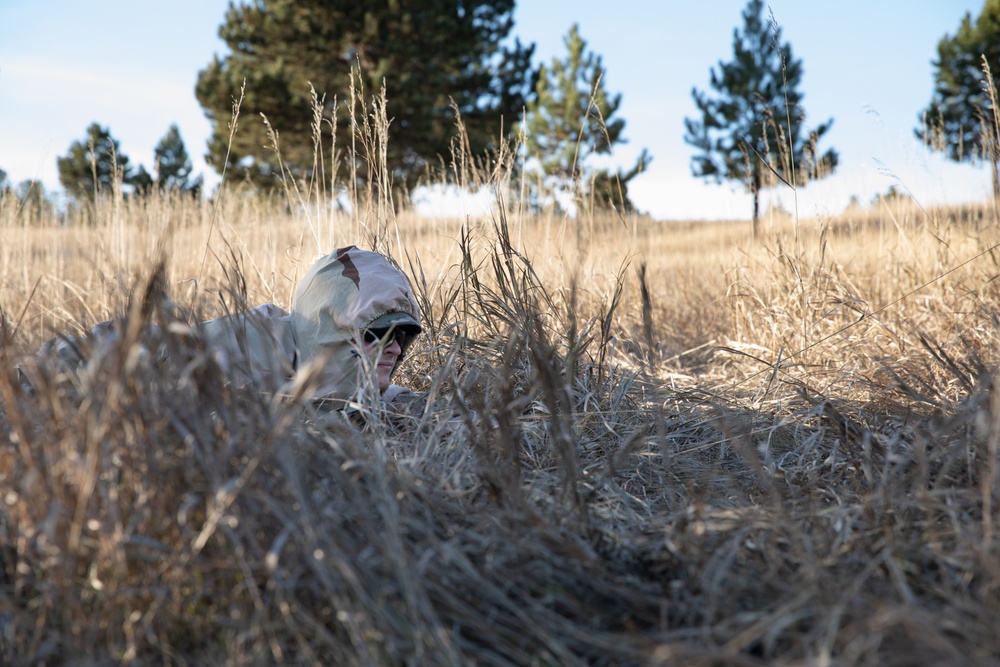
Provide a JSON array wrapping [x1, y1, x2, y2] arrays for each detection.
[[289, 245, 422, 401], [199, 302, 298, 393], [27, 246, 422, 407]]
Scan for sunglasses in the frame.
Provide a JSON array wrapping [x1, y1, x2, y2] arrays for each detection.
[[362, 327, 410, 348]]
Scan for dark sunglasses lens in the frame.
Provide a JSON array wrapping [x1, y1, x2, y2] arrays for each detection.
[[363, 328, 408, 346]]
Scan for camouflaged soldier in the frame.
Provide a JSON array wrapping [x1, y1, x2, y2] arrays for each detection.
[[26, 246, 423, 409], [284, 245, 422, 404]]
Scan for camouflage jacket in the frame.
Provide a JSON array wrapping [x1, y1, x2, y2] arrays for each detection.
[[27, 246, 423, 408]]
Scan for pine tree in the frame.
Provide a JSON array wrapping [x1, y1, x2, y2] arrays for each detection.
[[916, 1, 1000, 197], [130, 166, 155, 197], [523, 23, 649, 213], [14, 180, 53, 222], [684, 0, 837, 236], [195, 0, 535, 196], [153, 124, 200, 194], [57, 123, 134, 202]]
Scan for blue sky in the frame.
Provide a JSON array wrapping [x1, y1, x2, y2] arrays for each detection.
[[0, 1, 990, 220]]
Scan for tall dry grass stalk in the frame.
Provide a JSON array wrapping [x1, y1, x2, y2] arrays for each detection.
[[2, 78, 1000, 666]]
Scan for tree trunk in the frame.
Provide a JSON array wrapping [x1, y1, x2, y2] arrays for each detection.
[[992, 156, 1000, 201], [751, 173, 761, 239]]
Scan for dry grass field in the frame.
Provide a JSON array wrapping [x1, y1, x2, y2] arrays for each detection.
[[3, 123, 1000, 664]]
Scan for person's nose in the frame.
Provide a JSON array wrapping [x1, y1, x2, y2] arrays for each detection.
[[384, 339, 402, 356]]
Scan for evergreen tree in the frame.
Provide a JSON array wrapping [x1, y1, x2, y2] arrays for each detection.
[[523, 23, 649, 213], [130, 165, 155, 197], [57, 123, 134, 202], [153, 124, 200, 194], [14, 180, 53, 222], [195, 0, 535, 195], [916, 1, 1000, 197], [0, 168, 8, 192], [588, 163, 646, 214], [684, 0, 837, 236]]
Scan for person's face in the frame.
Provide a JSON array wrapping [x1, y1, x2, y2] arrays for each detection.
[[363, 336, 402, 392]]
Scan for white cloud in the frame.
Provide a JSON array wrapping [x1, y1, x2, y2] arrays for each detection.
[[4, 60, 189, 107]]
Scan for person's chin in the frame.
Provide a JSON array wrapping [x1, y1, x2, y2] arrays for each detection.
[[377, 370, 392, 390]]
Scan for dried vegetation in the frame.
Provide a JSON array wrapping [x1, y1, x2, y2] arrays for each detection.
[[2, 99, 1000, 666]]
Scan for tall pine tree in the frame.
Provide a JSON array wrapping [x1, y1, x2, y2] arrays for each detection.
[[523, 23, 648, 213], [916, 1, 1000, 197], [57, 123, 134, 202], [14, 180, 53, 223], [195, 0, 535, 196], [684, 0, 837, 235], [154, 124, 200, 194]]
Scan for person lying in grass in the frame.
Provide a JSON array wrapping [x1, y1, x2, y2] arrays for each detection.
[[26, 246, 424, 411]]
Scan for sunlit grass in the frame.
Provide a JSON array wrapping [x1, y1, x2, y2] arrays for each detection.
[[2, 86, 1000, 664]]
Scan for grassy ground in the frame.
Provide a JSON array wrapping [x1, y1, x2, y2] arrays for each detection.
[[3, 151, 1000, 663]]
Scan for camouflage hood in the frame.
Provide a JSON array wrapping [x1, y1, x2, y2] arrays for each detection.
[[26, 246, 422, 406], [290, 246, 422, 400]]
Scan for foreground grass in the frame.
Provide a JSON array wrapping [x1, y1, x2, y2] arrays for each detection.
[[2, 189, 1000, 665]]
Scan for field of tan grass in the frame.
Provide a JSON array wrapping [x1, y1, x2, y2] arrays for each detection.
[[2, 174, 1000, 664]]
